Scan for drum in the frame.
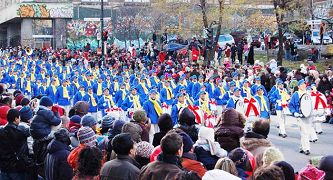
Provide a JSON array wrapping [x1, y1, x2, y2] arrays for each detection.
[[300, 93, 313, 118], [235, 99, 245, 114], [311, 94, 327, 117]]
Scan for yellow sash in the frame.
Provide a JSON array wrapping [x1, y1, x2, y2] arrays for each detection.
[[185, 95, 193, 105], [258, 95, 268, 111], [89, 93, 97, 106], [154, 76, 160, 84], [150, 98, 163, 116], [106, 81, 111, 88], [51, 85, 57, 94], [125, 83, 130, 91], [166, 87, 173, 99], [243, 87, 251, 98], [170, 80, 176, 89], [200, 99, 211, 114], [177, 102, 188, 109], [279, 89, 290, 104], [42, 85, 47, 92], [210, 83, 215, 93], [132, 95, 142, 109], [219, 86, 226, 96], [63, 86, 69, 99], [14, 75, 18, 82], [121, 89, 126, 99], [114, 82, 119, 91], [79, 90, 85, 97], [236, 80, 240, 88], [105, 95, 115, 106], [74, 82, 80, 89], [26, 81, 31, 92], [66, 67, 70, 74], [41, 72, 45, 79], [141, 83, 148, 94], [87, 81, 91, 87], [146, 79, 151, 88], [97, 83, 103, 96], [31, 73, 35, 82]]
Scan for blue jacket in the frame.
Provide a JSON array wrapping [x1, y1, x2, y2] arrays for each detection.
[[121, 95, 143, 111], [226, 96, 242, 109], [82, 93, 99, 112], [98, 96, 114, 116], [39, 86, 48, 95], [46, 86, 57, 103], [73, 92, 85, 105], [23, 81, 34, 95], [45, 139, 73, 180], [221, 91, 233, 105], [270, 88, 288, 111], [143, 100, 161, 124], [254, 95, 270, 119], [171, 104, 186, 125], [288, 91, 301, 116], [194, 146, 219, 170], [205, 83, 217, 99], [214, 87, 225, 105], [150, 76, 159, 87], [30, 107, 62, 140], [160, 88, 174, 105], [93, 82, 106, 98], [136, 83, 149, 99], [187, 81, 195, 97], [114, 89, 127, 107], [55, 86, 72, 106], [192, 82, 204, 100]]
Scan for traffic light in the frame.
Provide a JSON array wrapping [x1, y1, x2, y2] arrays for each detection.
[[102, 31, 108, 41], [205, 28, 213, 49]]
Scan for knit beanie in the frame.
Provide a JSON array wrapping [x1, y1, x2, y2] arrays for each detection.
[[39, 96, 53, 107], [54, 128, 71, 146], [113, 119, 126, 132], [15, 94, 24, 106], [157, 113, 173, 132], [19, 106, 33, 123], [81, 114, 97, 127], [178, 132, 194, 153], [133, 110, 147, 123], [262, 147, 284, 166], [122, 122, 142, 143], [319, 155, 333, 179], [21, 98, 30, 106], [70, 115, 81, 124], [77, 126, 97, 146], [136, 141, 154, 158], [102, 115, 115, 129]]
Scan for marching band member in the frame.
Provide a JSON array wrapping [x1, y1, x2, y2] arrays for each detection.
[[39, 80, 48, 95], [150, 70, 160, 87], [111, 76, 120, 95], [71, 76, 81, 96], [103, 75, 113, 91], [310, 84, 327, 135], [221, 81, 236, 105], [241, 79, 251, 98], [232, 72, 241, 88], [143, 89, 163, 134], [206, 76, 217, 99], [23, 74, 33, 98], [46, 78, 58, 103], [114, 83, 127, 107], [187, 75, 197, 97], [82, 86, 99, 120], [16, 73, 25, 92], [93, 76, 105, 99], [98, 87, 116, 117], [226, 87, 243, 109], [73, 85, 86, 105], [160, 80, 174, 107], [289, 80, 311, 155], [270, 79, 290, 138], [214, 79, 226, 114], [179, 87, 193, 105], [171, 93, 188, 125], [137, 76, 149, 99], [251, 77, 267, 96], [192, 75, 204, 99], [254, 86, 270, 120], [33, 78, 42, 97], [121, 86, 143, 119], [175, 76, 188, 94], [55, 80, 72, 114], [82, 73, 94, 90], [194, 91, 211, 115]]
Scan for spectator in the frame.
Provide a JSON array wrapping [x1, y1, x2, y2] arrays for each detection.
[[132, 110, 151, 142], [45, 128, 73, 180], [135, 141, 154, 168], [68, 101, 89, 118], [240, 119, 272, 168], [274, 161, 295, 180], [215, 108, 245, 152], [68, 115, 81, 148], [177, 107, 198, 142], [262, 147, 284, 166], [194, 126, 227, 170], [122, 122, 142, 143], [318, 74, 332, 94], [67, 126, 97, 170], [61, 116, 70, 129], [100, 115, 115, 135], [74, 146, 102, 180], [0, 109, 31, 180], [214, 157, 238, 176], [319, 155, 333, 180], [203, 169, 241, 180], [30, 96, 61, 178], [152, 113, 173, 147], [253, 165, 285, 180], [106, 119, 126, 160], [177, 130, 207, 178], [228, 148, 254, 180], [139, 132, 200, 179], [80, 114, 97, 132], [100, 133, 140, 180], [0, 96, 12, 125]]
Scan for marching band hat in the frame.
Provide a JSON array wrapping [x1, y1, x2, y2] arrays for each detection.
[[198, 75, 203, 79], [179, 87, 186, 91], [298, 79, 305, 86], [232, 72, 238, 77], [229, 81, 236, 87], [276, 79, 283, 85], [255, 77, 261, 81], [87, 86, 93, 90], [176, 93, 185, 98], [149, 89, 157, 94], [199, 91, 207, 95], [256, 86, 264, 92], [191, 75, 197, 79], [233, 87, 240, 92], [130, 86, 137, 91]]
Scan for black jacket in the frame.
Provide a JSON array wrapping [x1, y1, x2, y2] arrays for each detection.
[[30, 107, 61, 140], [45, 139, 73, 180], [0, 123, 30, 173]]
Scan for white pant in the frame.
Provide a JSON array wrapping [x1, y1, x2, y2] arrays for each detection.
[[297, 117, 311, 151], [276, 110, 286, 135], [314, 122, 323, 133]]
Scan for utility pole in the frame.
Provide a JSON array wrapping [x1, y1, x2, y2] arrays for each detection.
[[100, 0, 104, 67]]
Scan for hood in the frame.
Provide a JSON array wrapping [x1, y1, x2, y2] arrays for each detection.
[[240, 137, 272, 152], [0, 105, 10, 119], [47, 139, 70, 154], [37, 108, 54, 119]]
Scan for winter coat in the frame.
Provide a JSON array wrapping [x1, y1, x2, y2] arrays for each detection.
[[214, 125, 244, 152], [0, 105, 10, 125], [67, 144, 85, 170], [194, 146, 219, 170], [30, 107, 62, 140], [240, 132, 272, 168], [143, 100, 161, 124], [45, 139, 73, 180], [153, 131, 168, 147], [100, 155, 140, 180]]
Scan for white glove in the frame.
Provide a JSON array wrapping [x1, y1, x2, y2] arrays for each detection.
[[294, 112, 301, 117], [219, 96, 222, 99], [276, 100, 282, 103]]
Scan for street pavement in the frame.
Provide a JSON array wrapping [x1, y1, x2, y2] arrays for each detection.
[[268, 115, 333, 171]]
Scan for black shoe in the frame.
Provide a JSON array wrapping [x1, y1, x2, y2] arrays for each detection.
[[317, 132, 323, 135], [299, 149, 305, 154], [309, 140, 313, 142], [279, 133, 282, 137], [277, 125, 280, 128], [305, 150, 310, 155], [282, 134, 287, 138], [313, 139, 318, 143]]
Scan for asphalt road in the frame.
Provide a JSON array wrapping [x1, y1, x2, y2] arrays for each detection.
[[268, 115, 333, 171]]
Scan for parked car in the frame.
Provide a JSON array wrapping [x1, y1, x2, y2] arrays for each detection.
[[311, 30, 332, 45], [218, 34, 235, 48]]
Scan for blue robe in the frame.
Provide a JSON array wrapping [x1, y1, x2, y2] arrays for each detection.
[[73, 92, 85, 105], [221, 91, 233, 105], [143, 100, 161, 124], [288, 91, 302, 116], [46, 86, 57, 103], [121, 95, 143, 111], [98, 96, 115, 116], [55, 86, 72, 106], [192, 82, 204, 100], [270, 88, 288, 111], [114, 89, 127, 107], [254, 95, 270, 119], [82, 93, 99, 112], [160, 87, 174, 105], [214, 88, 225, 105], [205, 83, 217, 100]]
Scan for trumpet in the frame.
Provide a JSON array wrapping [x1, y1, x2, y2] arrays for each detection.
[[26, 47, 33, 56]]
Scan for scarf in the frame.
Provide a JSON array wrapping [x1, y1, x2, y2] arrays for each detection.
[[106, 80, 111, 88], [63, 73, 66, 80], [279, 89, 290, 104], [97, 83, 103, 96], [146, 79, 151, 88], [170, 80, 176, 89], [258, 95, 268, 111], [26, 81, 31, 92], [166, 87, 173, 99], [154, 76, 160, 84], [243, 86, 251, 98], [74, 81, 80, 89], [42, 85, 47, 92], [210, 82, 215, 93], [51, 85, 57, 94], [41, 72, 45, 79], [89, 92, 97, 106], [176, 102, 188, 109], [66, 66, 70, 74], [185, 95, 193, 105], [105, 95, 115, 107], [132, 95, 141, 109], [125, 83, 130, 91], [31, 72, 35, 82], [87, 81, 91, 87], [200, 99, 210, 114], [63, 86, 69, 99], [114, 82, 119, 91], [235, 80, 240, 88], [55, 78, 60, 86], [141, 82, 148, 94], [14, 75, 18, 81], [150, 98, 163, 116], [219, 86, 226, 96], [47, 78, 50, 86], [79, 90, 85, 97]]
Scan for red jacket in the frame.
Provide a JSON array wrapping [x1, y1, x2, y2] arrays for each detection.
[[182, 157, 207, 178], [0, 105, 10, 126]]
